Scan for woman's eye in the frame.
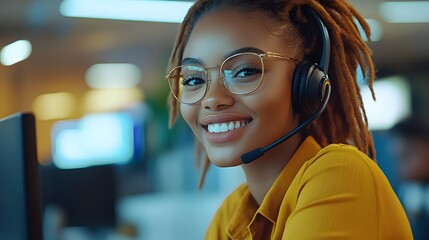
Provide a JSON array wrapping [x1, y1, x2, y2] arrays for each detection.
[[181, 75, 206, 86], [233, 66, 262, 78]]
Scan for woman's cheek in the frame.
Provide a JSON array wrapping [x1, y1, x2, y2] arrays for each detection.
[[180, 104, 201, 138]]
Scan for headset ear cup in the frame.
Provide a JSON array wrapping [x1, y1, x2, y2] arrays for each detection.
[[307, 66, 328, 113], [292, 61, 327, 115], [292, 61, 312, 114]]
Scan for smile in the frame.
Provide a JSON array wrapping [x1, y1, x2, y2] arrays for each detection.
[[207, 120, 248, 133]]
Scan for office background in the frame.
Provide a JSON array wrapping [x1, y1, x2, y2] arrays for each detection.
[[1, 0, 429, 239]]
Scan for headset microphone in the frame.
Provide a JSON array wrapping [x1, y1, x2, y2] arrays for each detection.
[[241, 84, 331, 164]]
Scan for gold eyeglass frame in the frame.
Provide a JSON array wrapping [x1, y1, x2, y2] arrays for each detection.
[[166, 51, 301, 105]]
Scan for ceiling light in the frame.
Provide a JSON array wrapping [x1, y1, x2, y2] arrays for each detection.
[[60, 0, 194, 23], [85, 63, 142, 89], [380, 1, 429, 23], [0, 40, 32, 66]]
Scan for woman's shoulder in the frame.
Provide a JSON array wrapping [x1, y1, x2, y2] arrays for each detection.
[[283, 141, 413, 239], [295, 141, 404, 206], [297, 142, 387, 189], [309, 142, 378, 172]]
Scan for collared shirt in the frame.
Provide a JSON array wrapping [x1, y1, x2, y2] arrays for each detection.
[[206, 136, 413, 240]]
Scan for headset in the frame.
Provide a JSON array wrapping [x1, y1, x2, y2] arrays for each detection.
[[241, 6, 332, 164], [292, 6, 331, 116]]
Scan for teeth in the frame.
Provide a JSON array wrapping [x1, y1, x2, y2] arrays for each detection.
[[208, 120, 247, 133], [220, 123, 228, 132], [228, 122, 234, 130]]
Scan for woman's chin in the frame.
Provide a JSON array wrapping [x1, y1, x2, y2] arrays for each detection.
[[208, 156, 242, 167]]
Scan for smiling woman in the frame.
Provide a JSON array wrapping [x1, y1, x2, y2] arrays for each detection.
[[166, 1, 413, 239]]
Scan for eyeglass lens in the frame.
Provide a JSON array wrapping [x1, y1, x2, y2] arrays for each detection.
[[168, 53, 263, 104]]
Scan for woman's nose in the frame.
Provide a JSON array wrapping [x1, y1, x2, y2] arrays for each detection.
[[201, 76, 234, 111]]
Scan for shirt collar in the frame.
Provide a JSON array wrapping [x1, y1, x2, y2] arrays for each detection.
[[227, 189, 260, 239]]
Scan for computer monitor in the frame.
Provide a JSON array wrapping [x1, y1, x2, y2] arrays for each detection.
[[39, 164, 117, 229], [0, 112, 43, 240]]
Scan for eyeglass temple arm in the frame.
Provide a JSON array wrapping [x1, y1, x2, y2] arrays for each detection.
[[265, 52, 301, 64]]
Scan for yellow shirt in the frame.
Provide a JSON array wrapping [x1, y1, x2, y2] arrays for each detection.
[[206, 137, 413, 240]]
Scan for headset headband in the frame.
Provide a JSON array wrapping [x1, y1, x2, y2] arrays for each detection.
[[305, 7, 331, 74]]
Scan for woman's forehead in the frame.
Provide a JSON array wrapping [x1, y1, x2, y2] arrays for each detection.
[[182, 9, 296, 62]]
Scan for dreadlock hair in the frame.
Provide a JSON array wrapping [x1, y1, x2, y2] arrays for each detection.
[[167, 0, 376, 189]]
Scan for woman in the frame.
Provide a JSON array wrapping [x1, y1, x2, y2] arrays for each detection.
[[166, 0, 413, 239]]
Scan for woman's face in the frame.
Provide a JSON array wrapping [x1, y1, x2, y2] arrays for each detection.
[[180, 9, 302, 167]]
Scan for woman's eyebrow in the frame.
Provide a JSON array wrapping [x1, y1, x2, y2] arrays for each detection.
[[181, 47, 265, 65], [182, 57, 203, 65], [224, 47, 265, 58]]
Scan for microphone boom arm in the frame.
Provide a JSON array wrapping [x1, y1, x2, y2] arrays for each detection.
[[241, 84, 331, 164]]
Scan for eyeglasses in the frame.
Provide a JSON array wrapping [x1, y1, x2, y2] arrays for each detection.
[[166, 51, 301, 105]]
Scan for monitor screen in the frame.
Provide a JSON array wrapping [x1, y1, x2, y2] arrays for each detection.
[[51, 112, 135, 169], [0, 112, 42, 240]]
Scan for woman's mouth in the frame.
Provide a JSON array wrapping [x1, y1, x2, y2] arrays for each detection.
[[207, 120, 250, 133]]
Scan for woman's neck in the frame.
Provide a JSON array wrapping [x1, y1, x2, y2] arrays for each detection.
[[242, 134, 302, 205]]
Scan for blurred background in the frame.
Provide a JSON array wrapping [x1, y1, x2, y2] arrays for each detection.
[[1, 0, 429, 239]]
